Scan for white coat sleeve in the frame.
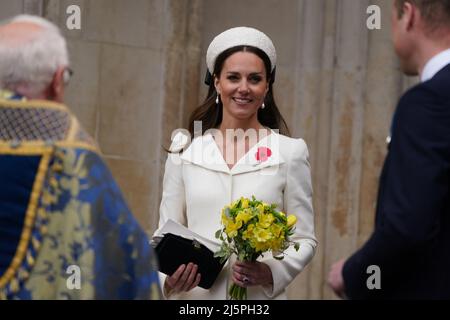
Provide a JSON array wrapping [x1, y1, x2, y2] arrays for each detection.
[[153, 132, 188, 298], [261, 138, 318, 298]]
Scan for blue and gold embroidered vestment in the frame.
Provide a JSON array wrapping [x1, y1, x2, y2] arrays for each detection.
[[0, 94, 160, 299]]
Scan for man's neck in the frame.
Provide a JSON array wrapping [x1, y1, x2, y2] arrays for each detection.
[[416, 34, 450, 78], [419, 46, 450, 81]]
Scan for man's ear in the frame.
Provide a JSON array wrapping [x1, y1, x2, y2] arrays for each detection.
[[48, 66, 65, 103], [402, 1, 416, 31]]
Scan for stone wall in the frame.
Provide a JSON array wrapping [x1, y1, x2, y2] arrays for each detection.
[[44, 0, 169, 234]]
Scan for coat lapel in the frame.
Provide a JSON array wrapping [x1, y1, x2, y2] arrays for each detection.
[[230, 132, 285, 175], [180, 131, 285, 175], [180, 134, 230, 174]]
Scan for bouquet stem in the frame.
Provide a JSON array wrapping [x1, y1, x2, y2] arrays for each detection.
[[229, 257, 249, 300], [229, 283, 247, 300]]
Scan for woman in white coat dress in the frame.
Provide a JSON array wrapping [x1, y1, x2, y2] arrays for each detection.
[[155, 27, 317, 299]]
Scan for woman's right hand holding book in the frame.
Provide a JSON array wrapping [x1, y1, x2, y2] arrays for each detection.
[[164, 262, 202, 297]]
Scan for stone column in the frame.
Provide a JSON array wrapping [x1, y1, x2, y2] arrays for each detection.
[[42, 0, 168, 234]]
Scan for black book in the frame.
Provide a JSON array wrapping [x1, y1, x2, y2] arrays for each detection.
[[153, 221, 226, 289]]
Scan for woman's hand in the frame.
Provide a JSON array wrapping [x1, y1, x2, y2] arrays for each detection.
[[164, 263, 201, 297], [232, 261, 273, 288]]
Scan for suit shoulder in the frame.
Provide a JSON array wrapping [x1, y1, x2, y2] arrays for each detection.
[[426, 63, 450, 97], [398, 80, 450, 118], [399, 83, 432, 106], [394, 80, 450, 143], [400, 66, 450, 111]]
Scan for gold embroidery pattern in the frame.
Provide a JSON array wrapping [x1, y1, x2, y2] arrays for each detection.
[[0, 100, 161, 299], [0, 99, 96, 298]]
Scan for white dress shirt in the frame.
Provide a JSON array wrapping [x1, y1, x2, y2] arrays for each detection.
[[421, 48, 450, 82]]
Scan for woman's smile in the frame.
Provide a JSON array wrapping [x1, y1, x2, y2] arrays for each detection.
[[232, 97, 254, 106]]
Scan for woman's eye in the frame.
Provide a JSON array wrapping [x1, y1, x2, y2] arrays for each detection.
[[249, 76, 262, 83], [227, 75, 239, 81]]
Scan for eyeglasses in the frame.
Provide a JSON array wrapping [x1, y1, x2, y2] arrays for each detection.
[[63, 67, 74, 85]]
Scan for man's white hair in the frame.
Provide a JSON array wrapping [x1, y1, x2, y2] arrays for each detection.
[[0, 14, 69, 96]]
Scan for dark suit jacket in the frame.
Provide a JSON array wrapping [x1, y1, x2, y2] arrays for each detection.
[[343, 63, 450, 299]]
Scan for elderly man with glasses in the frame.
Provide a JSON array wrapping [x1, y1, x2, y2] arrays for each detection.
[[0, 15, 161, 300]]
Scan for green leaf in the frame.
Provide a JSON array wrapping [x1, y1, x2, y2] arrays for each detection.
[[215, 230, 221, 239], [294, 243, 300, 251], [214, 245, 232, 261]]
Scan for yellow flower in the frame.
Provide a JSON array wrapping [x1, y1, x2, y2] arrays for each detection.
[[257, 204, 265, 214], [287, 215, 297, 228], [225, 220, 243, 238], [253, 240, 270, 252], [257, 213, 274, 228], [253, 227, 272, 242], [269, 237, 285, 251], [242, 224, 255, 240], [221, 211, 232, 225], [236, 210, 253, 224], [279, 211, 286, 216], [270, 223, 283, 238], [241, 198, 249, 209]]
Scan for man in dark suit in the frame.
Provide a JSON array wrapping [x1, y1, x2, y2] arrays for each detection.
[[328, 0, 450, 299]]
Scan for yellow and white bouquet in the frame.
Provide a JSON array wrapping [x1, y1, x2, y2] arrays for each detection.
[[214, 196, 299, 300]]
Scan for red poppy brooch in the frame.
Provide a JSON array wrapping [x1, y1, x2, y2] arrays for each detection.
[[255, 147, 272, 163]]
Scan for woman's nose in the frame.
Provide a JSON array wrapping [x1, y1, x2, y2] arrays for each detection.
[[238, 81, 250, 93]]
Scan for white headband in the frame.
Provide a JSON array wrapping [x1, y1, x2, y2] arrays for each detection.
[[206, 26, 277, 74]]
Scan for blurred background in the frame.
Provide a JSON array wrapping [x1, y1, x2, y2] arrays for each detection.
[[1, 0, 419, 299]]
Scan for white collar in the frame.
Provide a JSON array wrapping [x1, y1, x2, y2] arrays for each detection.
[[421, 48, 450, 82], [179, 130, 285, 175]]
